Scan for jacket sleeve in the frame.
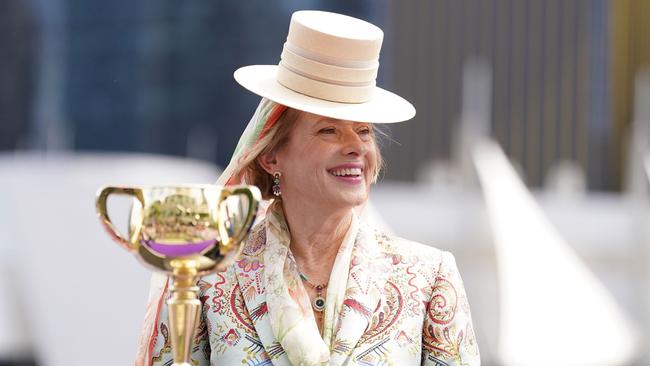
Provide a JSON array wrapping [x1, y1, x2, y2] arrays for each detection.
[[422, 251, 480, 366], [136, 273, 211, 366]]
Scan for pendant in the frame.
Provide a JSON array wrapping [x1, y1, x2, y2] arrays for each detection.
[[313, 295, 326, 312]]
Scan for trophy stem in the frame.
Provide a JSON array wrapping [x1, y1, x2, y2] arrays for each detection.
[[167, 259, 201, 366]]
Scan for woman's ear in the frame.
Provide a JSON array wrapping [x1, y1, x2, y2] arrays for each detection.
[[257, 150, 278, 175]]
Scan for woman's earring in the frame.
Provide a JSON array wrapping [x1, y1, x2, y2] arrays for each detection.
[[272, 172, 282, 197]]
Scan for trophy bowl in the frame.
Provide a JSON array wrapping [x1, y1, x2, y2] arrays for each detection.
[[96, 184, 260, 366]]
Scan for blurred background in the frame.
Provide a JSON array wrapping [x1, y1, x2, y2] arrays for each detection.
[[1, 0, 649, 365]]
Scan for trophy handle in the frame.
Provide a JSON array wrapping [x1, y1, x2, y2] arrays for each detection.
[[96, 186, 145, 252], [217, 186, 260, 254]]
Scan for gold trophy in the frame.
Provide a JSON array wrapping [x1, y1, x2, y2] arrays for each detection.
[[96, 184, 260, 366]]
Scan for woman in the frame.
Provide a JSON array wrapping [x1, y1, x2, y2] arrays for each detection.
[[138, 10, 480, 366]]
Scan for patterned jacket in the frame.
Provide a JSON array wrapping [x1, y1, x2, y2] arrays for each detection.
[[140, 220, 480, 365]]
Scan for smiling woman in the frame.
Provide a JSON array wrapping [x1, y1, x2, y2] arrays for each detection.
[[137, 10, 480, 366], [258, 113, 379, 208], [238, 109, 384, 203]]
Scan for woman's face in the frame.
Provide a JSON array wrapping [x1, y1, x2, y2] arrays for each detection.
[[273, 111, 378, 210]]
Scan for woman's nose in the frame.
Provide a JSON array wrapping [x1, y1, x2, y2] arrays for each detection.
[[340, 129, 368, 156]]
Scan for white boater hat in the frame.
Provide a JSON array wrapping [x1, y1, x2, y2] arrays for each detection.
[[234, 10, 416, 123]]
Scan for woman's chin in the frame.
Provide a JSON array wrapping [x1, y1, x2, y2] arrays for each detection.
[[328, 190, 368, 208]]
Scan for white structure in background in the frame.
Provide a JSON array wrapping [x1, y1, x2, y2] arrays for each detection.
[[453, 59, 492, 187], [0, 259, 31, 361], [625, 70, 650, 366], [0, 153, 219, 366], [632, 69, 650, 366], [544, 160, 587, 197], [646, 156, 650, 183], [473, 140, 638, 366], [417, 59, 492, 190], [625, 69, 650, 197]]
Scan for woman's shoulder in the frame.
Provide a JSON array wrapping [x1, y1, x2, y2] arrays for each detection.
[[366, 224, 450, 266]]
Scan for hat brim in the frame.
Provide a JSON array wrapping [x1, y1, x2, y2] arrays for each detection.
[[234, 65, 415, 123]]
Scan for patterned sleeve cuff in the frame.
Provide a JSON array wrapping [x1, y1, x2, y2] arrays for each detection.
[[422, 251, 480, 366]]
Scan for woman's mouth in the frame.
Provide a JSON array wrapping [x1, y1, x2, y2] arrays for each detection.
[[328, 167, 364, 184]]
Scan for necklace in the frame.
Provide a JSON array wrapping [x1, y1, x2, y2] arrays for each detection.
[[299, 272, 327, 312]]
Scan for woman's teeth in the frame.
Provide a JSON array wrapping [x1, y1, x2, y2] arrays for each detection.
[[330, 168, 362, 177]]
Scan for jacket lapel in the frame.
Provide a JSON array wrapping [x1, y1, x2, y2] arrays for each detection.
[[329, 224, 390, 365], [234, 225, 293, 366]]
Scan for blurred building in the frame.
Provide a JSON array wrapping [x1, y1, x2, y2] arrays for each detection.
[[383, 0, 650, 191], [0, 0, 36, 151], [3, 0, 379, 168], [3, 0, 649, 192]]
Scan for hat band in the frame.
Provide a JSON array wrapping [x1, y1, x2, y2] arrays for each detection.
[[281, 44, 378, 85], [280, 61, 373, 87], [277, 63, 375, 103], [284, 42, 379, 69]]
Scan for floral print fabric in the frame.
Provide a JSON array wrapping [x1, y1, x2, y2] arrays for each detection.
[[138, 210, 481, 365]]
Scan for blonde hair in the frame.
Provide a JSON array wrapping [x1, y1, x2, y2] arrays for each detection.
[[236, 108, 385, 200]]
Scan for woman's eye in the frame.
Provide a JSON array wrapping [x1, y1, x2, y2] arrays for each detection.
[[357, 128, 372, 138]]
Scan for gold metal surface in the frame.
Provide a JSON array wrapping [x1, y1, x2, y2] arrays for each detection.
[[96, 184, 260, 366], [167, 259, 201, 366]]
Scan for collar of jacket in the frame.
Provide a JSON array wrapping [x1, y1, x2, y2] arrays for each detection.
[[234, 220, 390, 366]]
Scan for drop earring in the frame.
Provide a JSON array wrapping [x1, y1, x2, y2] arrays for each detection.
[[272, 172, 282, 197]]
